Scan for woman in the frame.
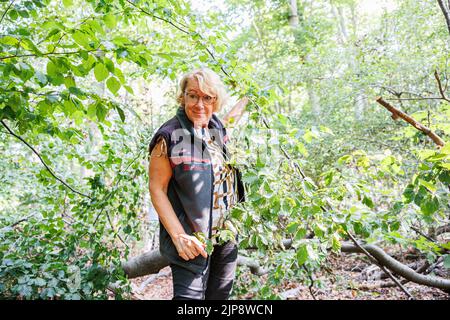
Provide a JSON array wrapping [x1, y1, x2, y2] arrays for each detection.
[[148, 68, 245, 300]]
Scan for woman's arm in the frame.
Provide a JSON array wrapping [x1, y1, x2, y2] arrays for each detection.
[[149, 138, 207, 261]]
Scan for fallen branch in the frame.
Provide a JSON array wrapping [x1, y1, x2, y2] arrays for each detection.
[[121, 249, 269, 278], [345, 232, 414, 299], [279, 285, 303, 300], [341, 242, 450, 292], [237, 255, 268, 276], [354, 280, 409, 291], [137, 270, 171, 293], [121, 249, 169, 279], [375, 97, 445, 147], [121, 240, 450, 293], [436, 224, 450, 236]]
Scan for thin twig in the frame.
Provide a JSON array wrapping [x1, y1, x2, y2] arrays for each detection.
[[125, 0, 190, 35], [434, 70, 450, 103], [0, 47, 102, 61], [411, 226, 437, 243], [1, 120, 91, 199], [302, 265, 317, 300], [410, 225, 448, 253], [346, 232, 415, 300], [384, 97, 444, 101], [0, 0, 14, 25], [9, 213, 37, 228]]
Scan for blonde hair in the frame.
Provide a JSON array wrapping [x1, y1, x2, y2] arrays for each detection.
[[177, 67, 228, 112]]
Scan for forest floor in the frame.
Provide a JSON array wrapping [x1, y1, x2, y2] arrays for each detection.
[[128, 247, 450, 300]]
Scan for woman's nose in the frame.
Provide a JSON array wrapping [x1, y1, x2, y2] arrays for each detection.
[[196, 99, 205, 108]]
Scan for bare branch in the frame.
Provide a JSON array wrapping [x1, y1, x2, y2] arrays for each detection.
[[0, 0, 15, 25], [376, 97, 445, 147], [346, 232, 415, 299], [1, 120, 91, 199], [0, 47, 102, 61], [437, 0, 450, 36], [434, 70, 450, 103], [125, 0, 190, 35]]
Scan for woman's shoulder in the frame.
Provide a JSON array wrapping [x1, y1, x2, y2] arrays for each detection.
[[158, 115, 182, 133], [211, 113, 225, 129], [149, 116, 181, 154]]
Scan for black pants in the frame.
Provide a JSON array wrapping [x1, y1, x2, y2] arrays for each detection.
[[170, 241, 238, 300]]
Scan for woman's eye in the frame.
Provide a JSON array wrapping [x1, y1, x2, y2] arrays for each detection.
[[189, 94, 198, 99], [204, 96, 212, 102]]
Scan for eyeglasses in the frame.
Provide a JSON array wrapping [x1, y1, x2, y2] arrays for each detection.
[[184, 92, 216, 105]]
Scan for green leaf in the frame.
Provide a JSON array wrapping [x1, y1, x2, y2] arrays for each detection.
[[21, 39, 42, 55], [64, 76, 76, 89], [8, 9, 18, 20], [0, 36, 19, 46], [296, 142, 308, 157], [34, 278, 46, 286], [103, 14, 117, 29], [94, 63, 109, 82], [418, 179, 436, 193], [444, 255, 450, 269], [87, 103, 96, 120], [362, 196, 374, 209], [296, 244, 308, 266], [35, 71, 48, 85], [95, 103, 108, 122], [414, 186, 427, 206], [331, 233, 341, 252], [295, 228, 307, 240], [63, 0, 73, 7], [287, 222, 298, 234], [403, 184, 415, 203], [106, 76, 120, 95], [18, 285, 32, 297], [72, 31, 90, 48], [115, 105, 125, 122], [439, 170, 450, 184], [420, 196, 440, 216], [46, 60, 58, 77], [63, 99, 77, 116], [123, 85, 134, 94]]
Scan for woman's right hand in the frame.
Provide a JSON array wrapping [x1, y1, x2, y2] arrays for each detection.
[[172, 233, 208, 261]]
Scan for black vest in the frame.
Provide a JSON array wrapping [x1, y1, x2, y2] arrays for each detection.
[[149, 107, 244, 274]]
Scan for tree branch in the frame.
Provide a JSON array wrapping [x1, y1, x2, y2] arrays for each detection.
[[376, 97, 445, 147], [0, 48, 102, 61], [120, 242, 450, 293], [434, 69, 450, 103], [346, 232, 415, 299], [385, 97, 444, 101], [1, 120, 91, 199], [0, 0, 15, 25], [436, 224, 450, 236], [341, 242, 450, 292], [125, 0, 190, 35], [437, 0, 450, 36]]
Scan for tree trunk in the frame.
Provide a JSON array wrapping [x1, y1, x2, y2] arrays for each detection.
[[437, 0, 450, 36], [288, 0, 299, 27], [120, 241, 450, 292]]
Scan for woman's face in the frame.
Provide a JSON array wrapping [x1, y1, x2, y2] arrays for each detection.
[[182, 78, 215, 128]]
